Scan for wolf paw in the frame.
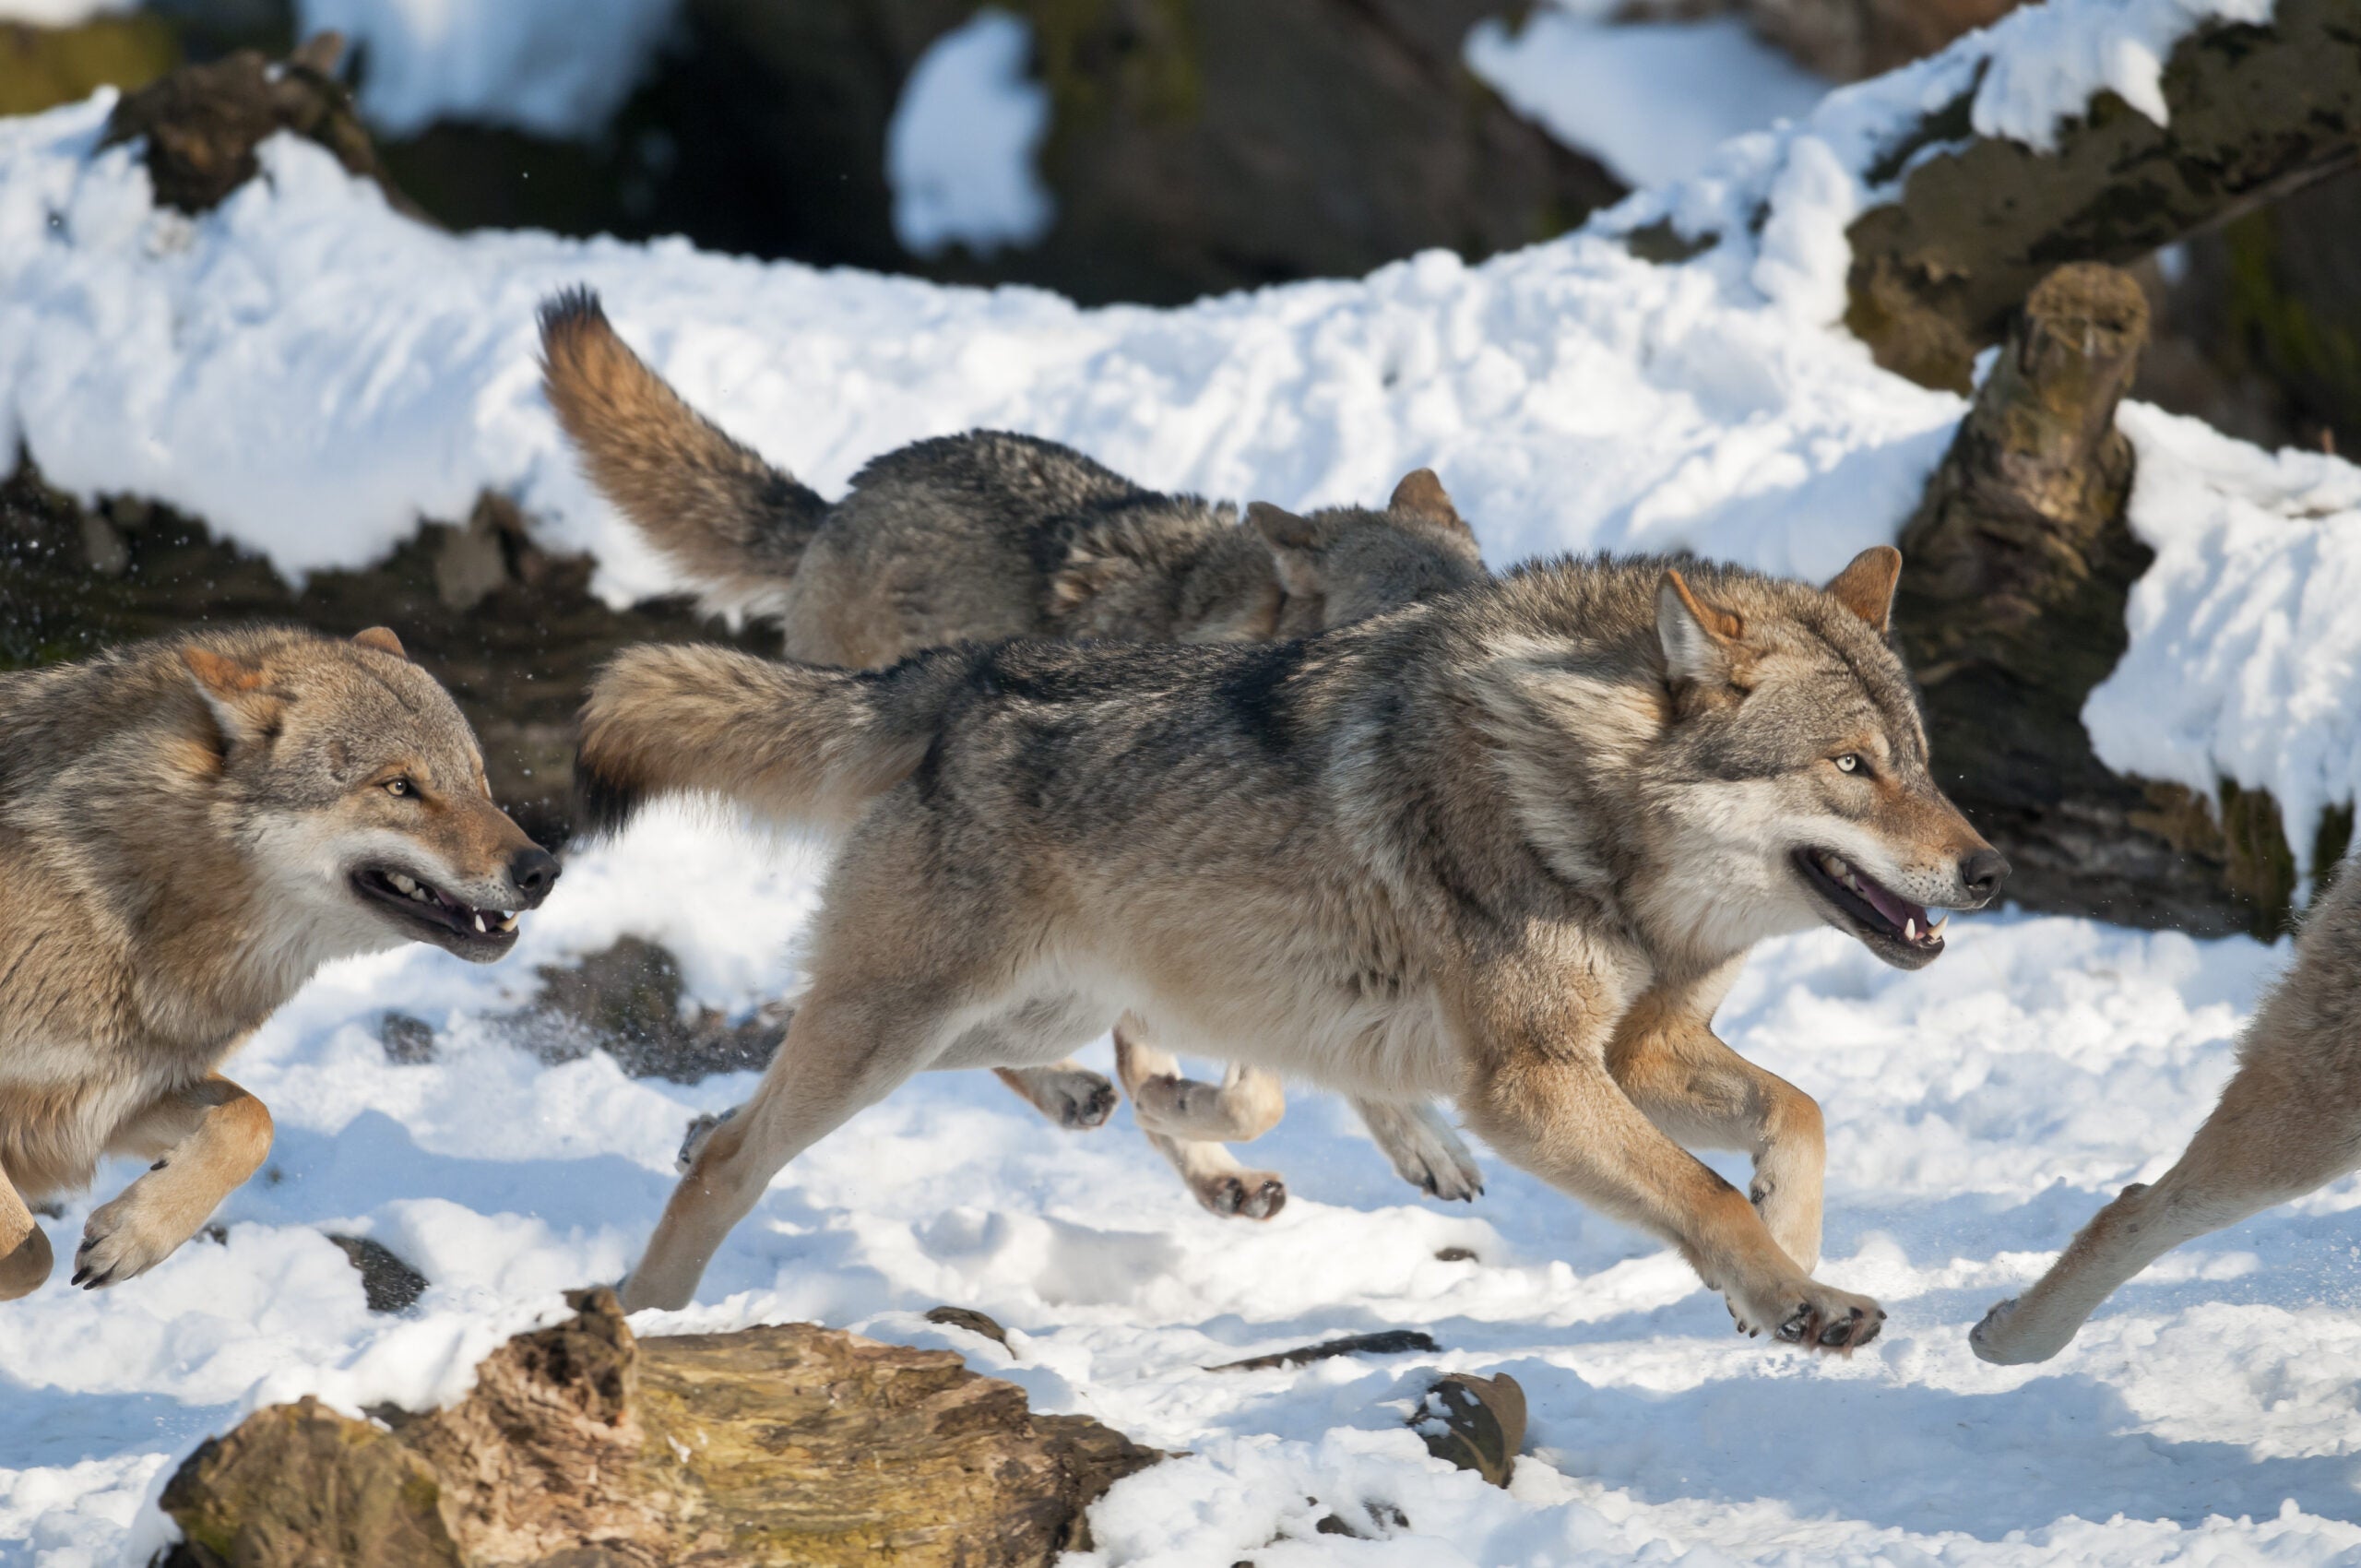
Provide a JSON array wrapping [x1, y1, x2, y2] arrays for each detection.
[[1390, 1114, 1484, 1204], [0, 1225, 53, 1301], [1048, 1070, 1120, 1130], [676, 1105, 740, 1173], [73, 1196, 187, 1289], [1732, 1283, 1884, 1353], [1195, 1170, 1287, 1220], [1968, 1296, 2070, 1365]]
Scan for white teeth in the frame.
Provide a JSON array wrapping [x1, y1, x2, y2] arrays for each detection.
[[1904, 918, 1916, 940], [1929, 915, 1950, 936], [473, 913, 487, 932], [1821, 853, 1848, 877], [409, 886, 429, 902], [496, 914, 517, 932], [388, 873, 417, 894], [1845, 873, 1861, 892]]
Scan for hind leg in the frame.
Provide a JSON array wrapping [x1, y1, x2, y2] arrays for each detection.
[[994, 1062, 1119, 1129], [1973, 1051, 2361, 1364], [1116, 1020, 1286, 1219], [0, 1162, 52, 1301]]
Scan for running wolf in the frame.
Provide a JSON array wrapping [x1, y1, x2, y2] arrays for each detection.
[[1972, 857, 2361, 1364], [0, 627, 559, 1300], [577, 547, 2008, 1343], [540, 287, 1489, 1218]]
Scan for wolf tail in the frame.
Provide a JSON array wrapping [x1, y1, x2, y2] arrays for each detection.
[[574, 643, 958, 841], [539, 288, 826, 612]]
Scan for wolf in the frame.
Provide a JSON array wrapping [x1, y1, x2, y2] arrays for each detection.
[[577, 546, 2007, 1341], [540, 287, 1489, 1219], [1971, 856, 2361, 1364], [0, 626, 558, 1300]]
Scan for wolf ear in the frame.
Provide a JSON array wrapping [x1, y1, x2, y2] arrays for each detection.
[[352, 625, 408, 660], [1822, 545, 1903, 634], [1389, 469, 1472, 537], [183, 647, 285, 749], [1247, 502, 1326, 597], [1656, 568, 1747, 688]]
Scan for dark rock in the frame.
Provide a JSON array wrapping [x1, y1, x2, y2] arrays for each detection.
[[1205, 1329, 1440, 1372], [158, 1287, 1165, 1566], [1432, 1246, 1478, 1263], [378, 1014, 437, 1066], [326, 1234, 430, 1314], [516, 936, 789, 1083]]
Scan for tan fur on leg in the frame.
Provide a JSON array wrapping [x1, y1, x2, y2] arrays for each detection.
[[74, 1075, 273, 1290], [0, 1165, 52, 1301], [1115, 1021, 1286, 1219]]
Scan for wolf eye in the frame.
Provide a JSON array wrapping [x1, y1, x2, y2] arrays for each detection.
[[385, 778, 414, 798], [1834, 754, 1862, 775]]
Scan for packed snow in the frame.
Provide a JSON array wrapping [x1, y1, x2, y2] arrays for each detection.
[[886, 8, 1056, 259], [292, 0, 681, 139], [1466, 8, 1830, 189], [10, 0, 2361, 1561]]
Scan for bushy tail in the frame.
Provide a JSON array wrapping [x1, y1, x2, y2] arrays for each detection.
[[539, 288, 826, 613], [574, 643, 956, 840]]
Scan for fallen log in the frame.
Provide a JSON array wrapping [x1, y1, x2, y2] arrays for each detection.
[[157, 1288, 1162, 1568]]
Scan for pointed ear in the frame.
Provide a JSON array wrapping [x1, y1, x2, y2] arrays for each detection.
[[183, 646, 285, 748], [1656, 568, 1746, 687], [1822, 545, 1902, 634], [1389, 468, 1472, 537], [1247, 502, 1324, 597], [352, 625, 408, 660]]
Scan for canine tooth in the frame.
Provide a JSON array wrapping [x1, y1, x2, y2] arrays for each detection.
[[1929, 915, 1950, 936], [473, 913, 487, 933], [1904, 918, 1916, 940], [496, 914, 517, 932]]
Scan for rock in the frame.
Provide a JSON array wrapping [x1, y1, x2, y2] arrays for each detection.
[[516, 937, 789, 1082], [326, 1235, 430, 1314], [923, 1304, 1013, 1349], [1206, 1329, 1442, 1372], [158, 1289, 1164, 1567], [379, 1014, 437, 1066]]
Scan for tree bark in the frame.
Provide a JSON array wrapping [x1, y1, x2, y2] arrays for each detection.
[[1845, 0, 2361, 392]]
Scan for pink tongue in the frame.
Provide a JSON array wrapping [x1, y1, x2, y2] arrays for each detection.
[[1855, 873, 1928, 932]]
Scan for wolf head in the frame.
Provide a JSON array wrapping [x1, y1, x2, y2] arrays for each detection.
[[1250, 469, 1487, 636], [1475, 548, 2004, 971], [181, 627, 559, 965]]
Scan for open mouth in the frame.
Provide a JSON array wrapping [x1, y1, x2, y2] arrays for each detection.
[[1793, 849, 1946, 963], [351, 865, 519, 954]]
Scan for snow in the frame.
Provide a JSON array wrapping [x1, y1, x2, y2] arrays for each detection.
[[887, 8, 1056, 259], [13, 803, 2361, 1565], [291, 0, 681, 139], [0, 0, 133, 24], [1466, 9, 1830, 189], [8, 0, 2361, 1559], [2083, 404, 2361, 881], [1973, 0, 2275, 149]]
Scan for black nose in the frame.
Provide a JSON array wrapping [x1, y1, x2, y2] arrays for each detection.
[[510, 846, 561, 906], [1960, 847, 2010, 903]]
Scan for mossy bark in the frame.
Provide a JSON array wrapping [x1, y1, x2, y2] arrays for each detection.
[[1845, 0, 2361, 392], [157, 1289, 1162, 1568]]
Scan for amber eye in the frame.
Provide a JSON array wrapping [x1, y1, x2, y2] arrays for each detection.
[[1834, 754, 1862, 775], [385, 778, 414, 798]]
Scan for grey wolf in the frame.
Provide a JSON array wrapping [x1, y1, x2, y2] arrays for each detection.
[[0, 626, 557, 1300], [540, 287, 1488, 1218], [577, 546, 2007, 1342], [1972, 857, 2361, 1364]]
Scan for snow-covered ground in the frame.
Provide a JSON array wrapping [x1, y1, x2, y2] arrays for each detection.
[[886, 7, 1056, 259], [10, 806, 2357, 1566], [10, 0, 2361, 1561]]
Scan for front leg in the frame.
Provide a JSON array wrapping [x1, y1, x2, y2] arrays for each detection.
[[0, 1161, 53, 1301], [1454, 956, 1879, 1352], [1607, 978, 1825, 1269], [1354, 1099, 1484, 1202], [76, 1075, 273, 1289]]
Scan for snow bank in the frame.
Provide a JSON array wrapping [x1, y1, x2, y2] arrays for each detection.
[[293, 0, 680, 139], [2084, 405, 2361, 877], [1466, 8, 1829, 189], [887, 8, 1055, 259]]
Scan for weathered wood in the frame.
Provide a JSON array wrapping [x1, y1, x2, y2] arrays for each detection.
[[1892, 263, 2323, 937], [1845, 0, 2361, 391], [159, 1289, 1163, 1568]]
